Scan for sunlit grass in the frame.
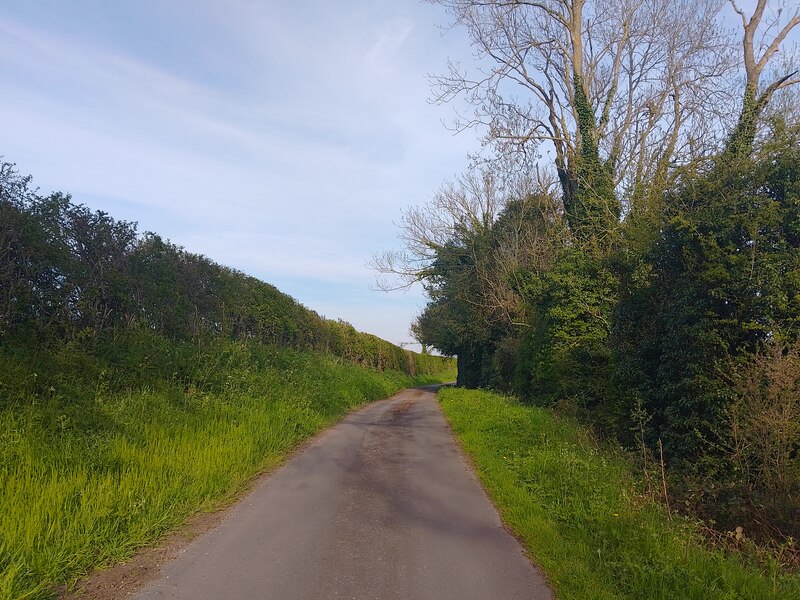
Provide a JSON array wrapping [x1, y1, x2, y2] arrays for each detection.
[[439, 387, 800, 600], [0, 345, 450, 600]]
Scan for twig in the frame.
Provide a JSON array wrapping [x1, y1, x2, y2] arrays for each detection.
[[658, 439, 672, 521]]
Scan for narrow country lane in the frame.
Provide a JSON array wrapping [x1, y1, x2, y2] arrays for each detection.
[[132, 387, 552, 600]]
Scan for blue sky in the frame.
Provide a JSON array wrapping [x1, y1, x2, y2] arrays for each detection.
[[0, 0, 479, 349], [3, 1, 794, 350]]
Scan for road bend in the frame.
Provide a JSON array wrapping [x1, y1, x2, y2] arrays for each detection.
[[133, 386, 552, 600]]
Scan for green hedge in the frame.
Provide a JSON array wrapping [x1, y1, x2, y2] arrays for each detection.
[[0, 161, 451, 379]]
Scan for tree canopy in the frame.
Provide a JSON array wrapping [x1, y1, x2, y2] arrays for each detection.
[[379, 0, 800, 541]]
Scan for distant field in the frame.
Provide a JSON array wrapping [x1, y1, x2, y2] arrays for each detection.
[[0, 338, 455, 600], [439, 387, 800, 600]]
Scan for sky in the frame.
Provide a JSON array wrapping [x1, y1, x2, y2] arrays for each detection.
[[0, 0, 478, 350], [1, 1, 795, 351]]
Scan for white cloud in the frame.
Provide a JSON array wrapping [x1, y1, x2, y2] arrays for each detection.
[[364, 18, 415, 77], [174, 231, 370, 285], [0, 1, 478, 345]]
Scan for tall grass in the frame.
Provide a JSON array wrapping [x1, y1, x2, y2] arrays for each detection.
[[0, 338, 453, 600], [439, 387, 800, 600]]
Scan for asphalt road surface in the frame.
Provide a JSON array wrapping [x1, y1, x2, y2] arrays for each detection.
[[133, 386, 553, 600]]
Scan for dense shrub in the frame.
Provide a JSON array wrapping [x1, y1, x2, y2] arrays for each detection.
[[0, 162, 451, 381]]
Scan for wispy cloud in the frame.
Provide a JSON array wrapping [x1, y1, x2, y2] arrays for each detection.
[[0, 1, 477, 344]]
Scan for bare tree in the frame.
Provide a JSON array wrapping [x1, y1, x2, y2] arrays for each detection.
[[429, 0, 733, 221], [372, 158, 564, 336], [371, 162, 531, 291], [475, 187, 567, 327], [375, 0, 798, 330], [725, 0, 800, 155]]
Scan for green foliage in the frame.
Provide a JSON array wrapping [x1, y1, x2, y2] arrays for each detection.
[[0, 161, 454, 598], [440, 387, 800, 600], [510, 101, 622, 426], [411, 118, 799, 546], [516, 249, 619, 427], [412, 194, 562, 390], [613, 130, 800, 465], [0, 332, 453, 600], [566, 73, 619, 252], [725, 84, 761, 159], [413, 235, 501, 387], [0, 162, 451, 379], [415, 0, 800, 554]]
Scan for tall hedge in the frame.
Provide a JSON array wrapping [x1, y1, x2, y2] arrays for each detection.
[[0, 162, 449, 377]]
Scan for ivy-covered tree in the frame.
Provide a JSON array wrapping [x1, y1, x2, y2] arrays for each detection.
[[614, 126, 800, 464]]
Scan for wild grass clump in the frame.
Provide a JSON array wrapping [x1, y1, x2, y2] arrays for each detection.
[[0, 337, 451, 600], [439, 387, 800, 600]]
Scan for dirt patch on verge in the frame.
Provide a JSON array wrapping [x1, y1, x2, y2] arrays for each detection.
[[58, 506, 229, 600]]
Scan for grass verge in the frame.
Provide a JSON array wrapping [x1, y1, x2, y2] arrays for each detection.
[[0, 341, 452, 600], [439, 387, 800, 600]]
